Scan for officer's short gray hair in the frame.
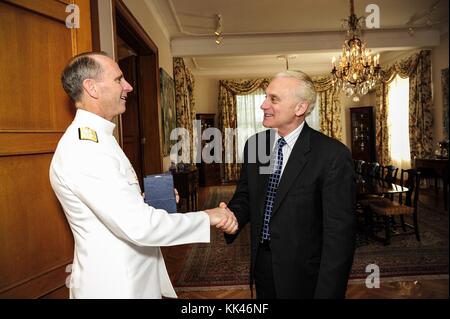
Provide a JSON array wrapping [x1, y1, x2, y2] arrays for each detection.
[[61, 51, 108, 103], [274, 70, 317, 115]]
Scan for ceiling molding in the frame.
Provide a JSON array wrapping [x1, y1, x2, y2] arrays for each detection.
[[172, 28, 440, 58], [150, 0, 447, 77], [143, 0, 171, 42], [190, 57, 199, 69], [190, 64, 332, 78]]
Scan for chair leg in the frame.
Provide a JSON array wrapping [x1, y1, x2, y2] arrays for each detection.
[[400, 215, 407, 232], [390, 216, 396, 226], [413, 213, 421, 242], [384, 215, 391, 245]]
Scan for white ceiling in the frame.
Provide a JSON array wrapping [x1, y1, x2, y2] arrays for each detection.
[[146, 0, 449, 77]]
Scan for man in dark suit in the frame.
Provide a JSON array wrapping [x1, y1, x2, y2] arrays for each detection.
[[224, 70, 356, 299]]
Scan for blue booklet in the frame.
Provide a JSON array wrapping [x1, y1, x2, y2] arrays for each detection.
[[143, 172, 177, 213]]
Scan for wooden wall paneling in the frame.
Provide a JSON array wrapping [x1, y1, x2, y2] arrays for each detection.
[[0, 155, 73, 297], [41, 284, 70, 299], [0, 1, 73, 131], [0, 0, 92, 298], [0, 132, 63, 156], [0, 264, 71, 299], [4, 0, 69, 22]]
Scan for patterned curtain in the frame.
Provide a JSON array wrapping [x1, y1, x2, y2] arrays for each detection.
[[407, 51, 433, 159], [375, 50, 433, 163], [314, 76, 343, 141], [173, 58, 196, 164], [218, 78, 270, 181], [375, 82, 390, 165]]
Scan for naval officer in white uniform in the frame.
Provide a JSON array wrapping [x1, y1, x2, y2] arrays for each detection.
[[50, 52, 237, 299]]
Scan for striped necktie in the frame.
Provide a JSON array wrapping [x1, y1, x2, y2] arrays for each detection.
[[261, 137, 286, 242]]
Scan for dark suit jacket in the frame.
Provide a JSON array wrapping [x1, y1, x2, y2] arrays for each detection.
[[225, 123, 356, 299]]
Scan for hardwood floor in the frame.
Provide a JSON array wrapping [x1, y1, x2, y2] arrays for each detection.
[[171, 277, 449, 299], [162, 184, 449, 299]]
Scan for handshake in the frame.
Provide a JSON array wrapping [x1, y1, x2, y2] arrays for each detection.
[[205, 202, 238, 235]]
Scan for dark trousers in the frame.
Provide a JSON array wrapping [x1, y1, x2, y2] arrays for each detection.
[[254, 241, 277, 299]]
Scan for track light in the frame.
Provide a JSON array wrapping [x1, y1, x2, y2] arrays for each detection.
[[214, 14, 223, 44], [215, 35, 223, 44]]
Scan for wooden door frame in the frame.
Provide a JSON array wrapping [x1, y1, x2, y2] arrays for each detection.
[[90, 0, 101, 51], [112, 0, 163, 174]]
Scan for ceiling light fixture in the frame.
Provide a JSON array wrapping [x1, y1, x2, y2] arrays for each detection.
[[215, 35, 223, 45], [331, 0, 381, 102], [405, 0, 442, 37], [214, 14, 223, 45], [277, 55, 297, 70]]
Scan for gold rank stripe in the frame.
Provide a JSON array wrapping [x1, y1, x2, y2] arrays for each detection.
[[78, 127, 98, 143]]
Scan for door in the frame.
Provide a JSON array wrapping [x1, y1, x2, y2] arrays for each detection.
[[114, 0, 163, 176], [119, 56, 144, 188], [0, 0, 92, 298]]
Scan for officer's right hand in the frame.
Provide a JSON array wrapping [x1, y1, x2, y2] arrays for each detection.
[[205, 206, 238, 234]]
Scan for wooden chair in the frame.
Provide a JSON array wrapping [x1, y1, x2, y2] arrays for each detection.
[[379, 165, 399, 201], [368, 169, 421, 245], [358, 162, 383, 205], [354, 159, 365, 175], [381, 165, 399, 184]]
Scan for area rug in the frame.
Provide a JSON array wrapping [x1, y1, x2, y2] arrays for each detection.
[[175, 186, 448, 289], [175, 186, 251, 290]]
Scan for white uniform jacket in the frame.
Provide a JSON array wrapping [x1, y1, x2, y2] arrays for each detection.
[[49, 109, 210, 299]]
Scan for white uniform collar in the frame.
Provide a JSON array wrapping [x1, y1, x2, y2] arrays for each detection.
[[73, 109, 116, 136]]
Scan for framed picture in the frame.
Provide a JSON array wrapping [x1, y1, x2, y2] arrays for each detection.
[[442, 68, 449, 139], [160, 68, 176, 156]]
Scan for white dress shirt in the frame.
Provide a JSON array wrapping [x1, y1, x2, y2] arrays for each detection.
[[273, 121, 305, 176], [49, 109, 210, 299]]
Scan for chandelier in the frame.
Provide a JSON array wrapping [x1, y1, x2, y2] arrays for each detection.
[[331, 0, 381, 101]]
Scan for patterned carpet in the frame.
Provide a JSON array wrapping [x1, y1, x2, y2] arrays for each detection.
[[175, 186, 448, 289]]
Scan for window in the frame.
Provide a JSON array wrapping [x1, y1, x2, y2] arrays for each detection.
[[387, 74, 410, 170], [236, 88, 266, 160], [306, 95, 320, 131], [236, 88, 320, 160]]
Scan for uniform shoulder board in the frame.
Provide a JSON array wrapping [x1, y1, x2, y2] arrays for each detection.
[[78, 127, 98, 143]]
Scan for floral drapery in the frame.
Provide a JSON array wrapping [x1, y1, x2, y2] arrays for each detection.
[[313, 76, 343, 141], [375, 82, 390, 165], [218, 78, 270, 181], [173, 57, 196, 163], [375, 50, 433, 164]]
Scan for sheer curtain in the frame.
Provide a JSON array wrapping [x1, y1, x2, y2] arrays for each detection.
[[387, 74, 410, 170], [236, 89, 320, 160], [306, 95, 320, 131], [236, 88, 266, 161]]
